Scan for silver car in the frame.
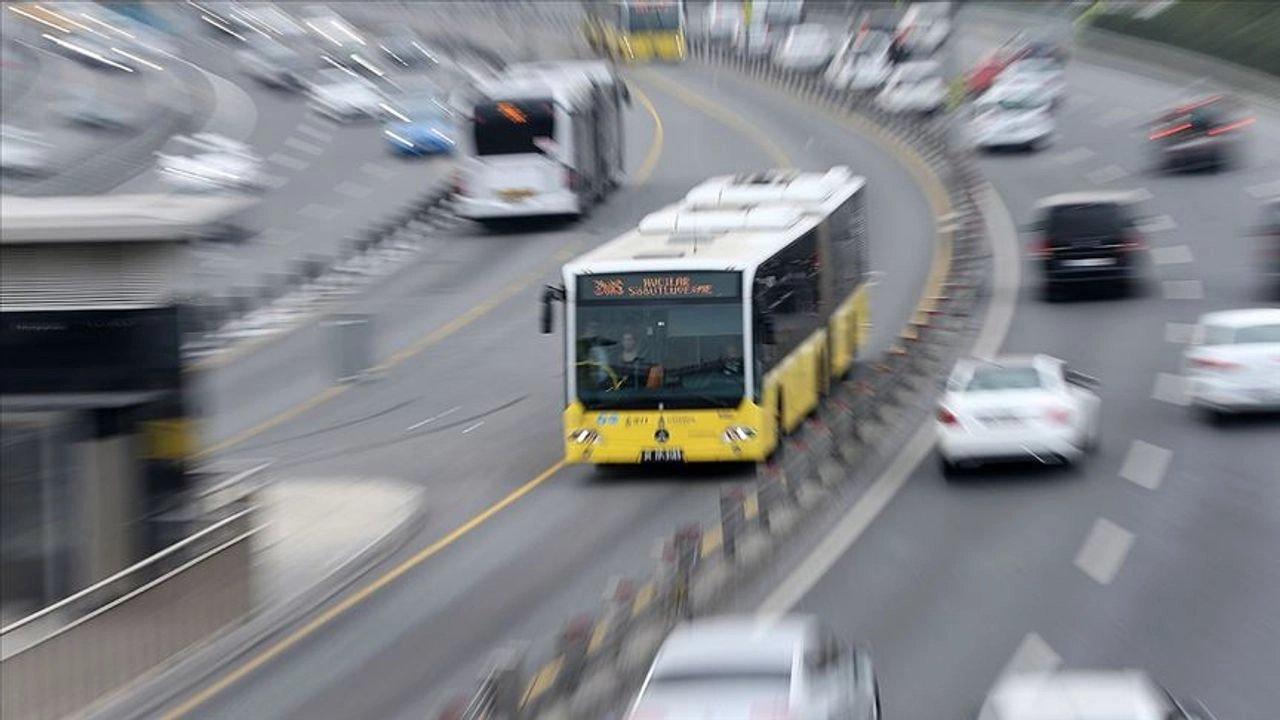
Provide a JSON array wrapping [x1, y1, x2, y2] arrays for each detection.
[[979, 670, 1216, 720], [628, 615, 880, 720]]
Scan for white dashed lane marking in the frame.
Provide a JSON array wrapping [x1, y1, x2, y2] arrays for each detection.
[[1245, 179, 1280, 199], [298, 203, 341, 221], [268, 152, 310, 171], [1051, 147, 1094, 166], [1074, 518, 1135, 585], [360, 162, 397, 180], [1095, 106, 1138, 127], [1162, 279, 1204, 300], [1165, 322, 1197, 344], [335, 180, 373, 199], [284, 137, 325, 156], [406, 406, 460, 431], [1085, 164, 1129, 184], [999, 633, 1062, 679], [1138, 214, 1178, 233], [461, 420, 485, 434], [295, 124, 333, 142], [1152, 372, 1191, 406], [1151, 244, 1193, 265], [1119, 440, 1173, 490]]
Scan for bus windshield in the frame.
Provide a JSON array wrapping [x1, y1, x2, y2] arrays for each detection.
[[575, 273, 744, 409], [626, 4, 682, 33], [472, 99, 555, 156]]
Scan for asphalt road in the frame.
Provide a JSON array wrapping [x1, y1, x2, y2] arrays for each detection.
[[150, 15, 941, 720], [733, 8, 1280, 720]]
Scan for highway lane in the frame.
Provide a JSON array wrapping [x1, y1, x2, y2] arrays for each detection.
[[153, 32, 942, 720], [736, 9, 1280, 720]]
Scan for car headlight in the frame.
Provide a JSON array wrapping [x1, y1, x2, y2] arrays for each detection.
[[569, 429, 601, 445], [722, 426, 757, 443]]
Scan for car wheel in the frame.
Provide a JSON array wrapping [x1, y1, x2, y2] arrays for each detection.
[[1196, 404, 1227, 426], [939, 454, 959, 478]]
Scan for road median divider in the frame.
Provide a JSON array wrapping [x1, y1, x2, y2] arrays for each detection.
[[435, 35, 997, 720]]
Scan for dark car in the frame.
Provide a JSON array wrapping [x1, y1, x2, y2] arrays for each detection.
[[1028, 192, 1150, 300], [1148, 94, 1252, 171]]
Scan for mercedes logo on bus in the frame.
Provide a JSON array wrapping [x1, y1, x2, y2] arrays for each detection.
[[654, 428, 670, 444]]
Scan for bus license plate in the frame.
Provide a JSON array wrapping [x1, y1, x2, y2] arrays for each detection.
[[641, 449, 684, 463], [499, 188, 534, 202]]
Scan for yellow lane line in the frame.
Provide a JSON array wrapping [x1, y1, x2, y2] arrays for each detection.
[[699, 526, 723, 559], [161, 460, 566, 720], [629, 83, 665, 185], [633, 67, 794, 168], [520, 656, 564, 707], [632, 581, 656, 617]]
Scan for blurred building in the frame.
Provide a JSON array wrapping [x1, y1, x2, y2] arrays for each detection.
[[0, 194, 249, 615]]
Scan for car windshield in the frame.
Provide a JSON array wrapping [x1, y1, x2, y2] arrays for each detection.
[[575, 272, 745, 409], [627, 4, 681, 32], [1047, 203, 1128, 240], [472, 99, 555, 156], [1226, 323, 1280, 344], [964, 366, 1043, 391]]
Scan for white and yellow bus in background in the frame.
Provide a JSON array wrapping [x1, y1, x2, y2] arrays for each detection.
[[542, 167, 870, 464], [583, 0, 688, 63]]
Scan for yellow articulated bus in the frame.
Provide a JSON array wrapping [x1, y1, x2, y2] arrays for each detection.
[[541, 167, 870, 464], [582, 0, 687, 63]]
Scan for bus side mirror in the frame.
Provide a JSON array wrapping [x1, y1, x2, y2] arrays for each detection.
[[540, 285, 565, 334]]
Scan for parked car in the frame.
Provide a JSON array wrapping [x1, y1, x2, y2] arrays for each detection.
[[1184, 308, 1280, 420], [156, 133, 266, 193], [735, 22, 779, 59], [979, 670, 1216, 720], [997, 57, 1066, 107], [937, 354, 1100, 474], [825, 31, 893, 92], [704, 1, 745, 45], [876, 60, 947, 114], [1147, 94, 1251, 171], [896, 3, 951, 56], [773, 24, 836, 73], [969, 83, 1055, 151], [1027, 191, 1151, 300], [628, 615, 881, 720]]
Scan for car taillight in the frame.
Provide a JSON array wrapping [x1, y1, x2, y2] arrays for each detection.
[[1045, 407, 1073, 425], [564, 168, 578, 190], [1030, 236, 1054, 258], [1207, 117, 1255, 136], [937, 407, 958, 425], [1149, 122, 1191, 141], [1189, 356, 1240, 371]]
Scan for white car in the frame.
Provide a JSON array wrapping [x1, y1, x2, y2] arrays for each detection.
[[979, 670, 1215, 720], [306, 68, 386, 122], [897, 4, 951, 56], [996, 57, 1066, 107], [1, 126, 53, 176], [825, 31, 893, 92], [628, 615, 880, 720], [156, 133, 266, 193], [969, 84, 1055, 151], [773, 24, 836, 73], [937, 355, 1100, 473], [1184, 308, 1280, 418], [735, 22, 778, 59], [704, 1, 744, 44], [876, 60, 947, 114]]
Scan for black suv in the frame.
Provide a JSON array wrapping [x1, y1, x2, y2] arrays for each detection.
[[1029, 192, 1150, 300]]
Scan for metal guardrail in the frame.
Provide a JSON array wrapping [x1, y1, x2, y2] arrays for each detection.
[[1, 506, 258, 720]]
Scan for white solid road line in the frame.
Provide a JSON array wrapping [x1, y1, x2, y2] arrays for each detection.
[[758, 184, 1022, 615], [1164, 321, 1197, 344], [406, 406, 461, 432], [284, 137, 325, 156], [1152, 372, 1191, 406], [1119, 440, 1173, 490], [268, 152, 310, 171], [1150, 244, 1193, 265], [1074, 518, 1135, 585], [1085, 164, 1129, 184], [1162, 279, 1204, 300]]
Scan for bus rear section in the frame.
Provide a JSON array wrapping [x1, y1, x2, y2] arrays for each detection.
[[593, 0, 686, 63], [454, 96, 585, 223]]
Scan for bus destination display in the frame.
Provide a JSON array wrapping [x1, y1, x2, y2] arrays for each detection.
[[579, 272, 739, 301]]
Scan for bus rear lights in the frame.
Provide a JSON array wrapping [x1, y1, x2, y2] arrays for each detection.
[[569, 428, 601, 445], [722, 426, 757, 443]]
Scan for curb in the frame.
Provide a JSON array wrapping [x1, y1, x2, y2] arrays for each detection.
[[437, 28, 993, 720], [91, 477, 429, 720]]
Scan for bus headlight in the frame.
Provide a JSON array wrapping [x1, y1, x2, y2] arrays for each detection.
[[569, 429, 601, 445], [722, 426, 757, 443]]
